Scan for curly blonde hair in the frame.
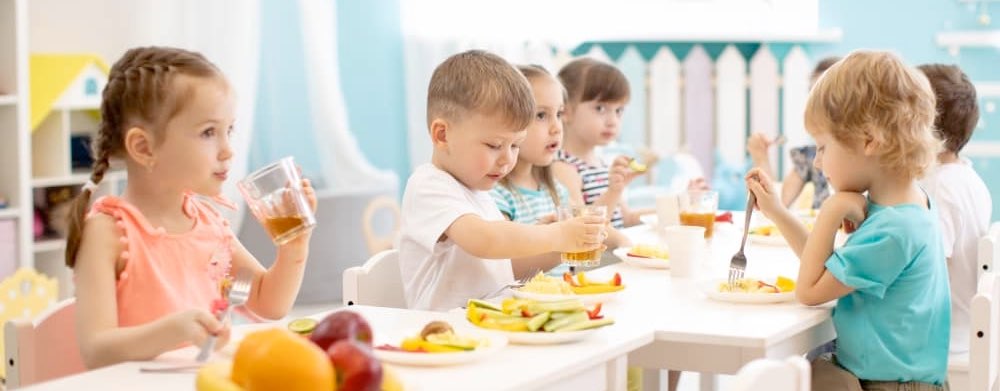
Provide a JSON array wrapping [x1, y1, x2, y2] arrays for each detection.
[[804, 50, 942, 180]]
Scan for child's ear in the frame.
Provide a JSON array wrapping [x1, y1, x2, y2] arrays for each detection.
[[124, 126, 156, 169], [429, 119, 449, 147], [862, 130, 880, 156]]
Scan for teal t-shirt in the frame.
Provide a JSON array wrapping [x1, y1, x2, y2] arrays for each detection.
[[490, 182, 570, 224], [825, 198, 951, 384]]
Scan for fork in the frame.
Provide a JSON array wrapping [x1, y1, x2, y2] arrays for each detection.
[[728, 193, 755, 288], [195, 268, 253, 362], [479, 268, 539, 300]]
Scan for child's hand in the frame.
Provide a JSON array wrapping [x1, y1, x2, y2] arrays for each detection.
[[553, 215, 606, 253], [278, 177, 317, 252], [821, 192, 867, 233], [167, 309, 229, 348], [745, 168, 783, 218], [746, 132, 773, 163], [608, 157, 633, 193]]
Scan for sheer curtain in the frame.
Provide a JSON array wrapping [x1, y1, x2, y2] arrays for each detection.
[[29, 0, 261, 228], [297, 0, 397, 193]]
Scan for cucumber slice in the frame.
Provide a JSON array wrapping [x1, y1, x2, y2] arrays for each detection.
[[542, 311, 588, 332], [467, 299, 502, 312], [526, 312, 551, 332], [554, 318, 615, 332]]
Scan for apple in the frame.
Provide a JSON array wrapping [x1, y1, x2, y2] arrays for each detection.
[[327, 340, 383, 391], [309, 310, 373, 351]]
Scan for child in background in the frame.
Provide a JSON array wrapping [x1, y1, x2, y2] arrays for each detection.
[[746, 51, 950, 389], [553, 58, 648, 229], [748, 56, 841, 209], [67, 47, 317, 368], [399, 50, 606, 311], [919, 63, 993, 354], [492, 65, 630, 279]]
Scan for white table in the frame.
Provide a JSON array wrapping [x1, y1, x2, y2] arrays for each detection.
[[609, 220, 835, 390], [23, 305, 653, 391]]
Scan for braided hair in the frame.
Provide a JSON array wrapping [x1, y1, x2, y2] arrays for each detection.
[[65, 47, 222, 267]]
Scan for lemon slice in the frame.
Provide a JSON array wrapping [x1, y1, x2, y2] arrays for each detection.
[[776, 276, 796, 292], [287, 318, 318, 335]]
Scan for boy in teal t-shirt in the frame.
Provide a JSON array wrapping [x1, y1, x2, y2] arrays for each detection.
[[746, 50, 950, 389]]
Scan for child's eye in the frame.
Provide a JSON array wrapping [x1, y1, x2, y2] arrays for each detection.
[[511, 144, 521, 150], [485, 143, 501, 150], [615, 107, 625, 116], [536, 111, 547, 121], [227, 126, 235, 137], [201, 128, 216, 138], [595, 105, 605, 113], [556, 109, 565, 119]]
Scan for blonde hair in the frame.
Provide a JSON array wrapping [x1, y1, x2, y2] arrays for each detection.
[[65, 47, 223, 267], [426, 50, 534, 131], [804, 50, 942, 180], [498, 65, 564, 210]]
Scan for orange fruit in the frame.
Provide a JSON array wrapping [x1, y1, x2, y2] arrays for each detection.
[[776, 276, 796, 293], [231, 328, 335, 391]]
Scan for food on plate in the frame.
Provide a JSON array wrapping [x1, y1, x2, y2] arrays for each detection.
[[717, 276, 796, 294], [562, 271, 624, 295], [627, 244, 669, 260], [466, 298, 614, 333], [376, 320, 488, 354], [520, 272, 574, 295], [288, 318, 318, 336], [310, 310, 374, 351], [750, 221, 814, 237]]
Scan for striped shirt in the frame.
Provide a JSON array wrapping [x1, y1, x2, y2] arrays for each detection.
[[491, 182, 571, 224], [557, 150, 624, 228]]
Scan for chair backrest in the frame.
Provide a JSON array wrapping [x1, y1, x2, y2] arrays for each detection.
[[0, 268, 59, 380], [4, 298, 85, 388], [978, 223, 1000, 275], [727, 356, 810, 391], [361, 196, 401, 256], [970, 270, 1000, 391], [342, 249, 406, 308]]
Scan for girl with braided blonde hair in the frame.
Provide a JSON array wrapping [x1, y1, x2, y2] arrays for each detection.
[[68, 47, 317, 368]]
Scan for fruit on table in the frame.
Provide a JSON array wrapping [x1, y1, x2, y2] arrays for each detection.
[[466, 298, 614, 333], [288, 318, 318, 336], [230, 328, 335, 391], [775, 276, 796, 292], [380, 320, 486, 353], [627, 244, 669, 260], [196, 362, 243, 391], [563, 271, 625, 294], [310, 310, 374, 350], [328, 339, 383, 391]]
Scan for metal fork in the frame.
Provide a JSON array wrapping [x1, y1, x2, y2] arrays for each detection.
[[195, 269, 253, 362], [728, 193, 755, 288], [480, 268, 539, 300]]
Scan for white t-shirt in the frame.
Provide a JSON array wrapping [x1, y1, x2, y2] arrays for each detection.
[[922, 159, 993, 353], [398, 164, 515, 311]]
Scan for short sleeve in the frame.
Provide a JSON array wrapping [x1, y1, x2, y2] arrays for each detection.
[[790, 146, 816, 182], [490, 186, 516, 221], [401, 171, 483, 251], [825, 223, 908, 299], [926, 187, 958, 260]]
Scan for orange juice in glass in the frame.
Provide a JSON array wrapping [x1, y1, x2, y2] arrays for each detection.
[[557, 205, 607, 267], [679, 190, 718, 238]]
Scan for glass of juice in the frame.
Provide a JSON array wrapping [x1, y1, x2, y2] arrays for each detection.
[[238, 157, 316, 245], [557, 205, 607, 267], [679, 190, 718, 238]]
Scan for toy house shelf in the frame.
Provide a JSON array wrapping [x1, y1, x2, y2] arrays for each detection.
[[936, 30, 1000, 55]]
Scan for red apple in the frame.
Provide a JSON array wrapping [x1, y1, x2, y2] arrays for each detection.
[[309, 310, 373, 351], [328, 340, 383, 391]]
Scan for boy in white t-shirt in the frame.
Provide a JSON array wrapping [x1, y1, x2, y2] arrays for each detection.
[[399, 50, 607, 311], [919, 63, 993, 353]]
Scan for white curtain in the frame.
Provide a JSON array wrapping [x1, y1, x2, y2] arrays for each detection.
[[297, 0, 397, 194], [29, 0, 261, 229]]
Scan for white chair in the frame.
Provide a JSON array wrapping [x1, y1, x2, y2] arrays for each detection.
[[342, 249, 406, 308], [361, 196, 401, 256], [4, 298, 86, 388], [978, 222, 1000, 275], [726, 356, 810, 391], [953, 222, 1000, 388], [969, 270, 1000, 391]]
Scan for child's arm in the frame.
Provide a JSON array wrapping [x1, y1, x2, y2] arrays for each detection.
[[794, 192, 866, 305], [511, 253, 562, 280], [447, 214, 605, 259], [747, 133, 775, 177], [746, 168, 810, 255], [74, 215, 224, 368], [229, 178, 317, 320], [780, 170, 807, 208]]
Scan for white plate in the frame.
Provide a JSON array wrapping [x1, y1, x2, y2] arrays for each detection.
[[511, 287, 621, 305], [639, 214, 658, 227], [613, 247, 669, 269], [494, 328, 598, 345], [700, 279, 795, 304], [748, 233, 789, 246], [373, 329, 507, 367]]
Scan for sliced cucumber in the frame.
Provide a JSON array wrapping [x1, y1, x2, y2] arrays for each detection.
[[554, 318, 615, 332], [526, 312, 551, 332], [542, 311, 588, 332]]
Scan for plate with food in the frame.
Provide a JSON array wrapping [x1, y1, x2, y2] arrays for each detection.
[[373, 320, 506, 366], [465, 298, 613, 345], [702, 276, 797, 304], [613, 245, 669, 269], [747, 224, 791, 246], [511, 271, 624, 304]]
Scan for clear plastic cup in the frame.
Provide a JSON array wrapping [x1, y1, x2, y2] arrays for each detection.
[[238, 157, 315, 245]]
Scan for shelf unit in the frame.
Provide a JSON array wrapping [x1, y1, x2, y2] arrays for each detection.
[[0, 0, 31, 288]]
